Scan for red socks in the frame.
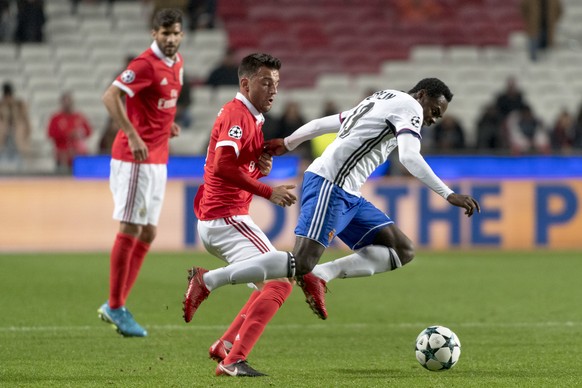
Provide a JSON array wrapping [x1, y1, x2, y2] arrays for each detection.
[[121, 239, 150, 303], [109, 233, 137, 309], [109, 233, 151, 309], [221, 291, 261, 344], [223, 281, 292, 364]]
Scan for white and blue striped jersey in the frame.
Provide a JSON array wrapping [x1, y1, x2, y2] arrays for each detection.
[[306, 90, 424, 197]]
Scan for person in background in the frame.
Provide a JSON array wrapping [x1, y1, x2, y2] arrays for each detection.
[[573, 103, 582, 148], [506, 104, 550, 154], [550, 109, 574, 152], [431, 114, 465, 152], [476, 103, 505, 151], [187, 0, 216, 30], [175, 70, 193, 129], [0, 81, 31, 169], [98, 8, 185, 337], [270, 101, 312, 165], [521, 0, 562, 61], [495, 76, 526, 121], [47, 91, 92, 173], [15, 0, 45, 43], [206, 48, 240, 88]]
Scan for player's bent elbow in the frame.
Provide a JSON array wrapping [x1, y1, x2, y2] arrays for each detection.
[[398, 243, 415, 266]]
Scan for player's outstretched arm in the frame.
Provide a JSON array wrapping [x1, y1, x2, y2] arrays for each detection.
[[446, 193, 480, 217], [264, 114, 341, 157]]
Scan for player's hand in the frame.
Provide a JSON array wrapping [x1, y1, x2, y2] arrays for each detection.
[[269, 184, 297, 207], [263, 138, 288, 156], [170, 122, 181, 138], [258, 153, 272, 175], [447, 193, 481, 217], [128, 133, 149, 162]]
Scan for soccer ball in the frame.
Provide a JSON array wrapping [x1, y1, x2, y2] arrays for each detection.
[[415, 325, 461, 371]]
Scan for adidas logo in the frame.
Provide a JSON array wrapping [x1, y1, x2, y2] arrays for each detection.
[[160, 78, 168, 85]]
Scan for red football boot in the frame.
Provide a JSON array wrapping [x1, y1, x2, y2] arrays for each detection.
[[297, 272, 328, 320], [208, 339, 232, 363], [182, 267, 210, 322]]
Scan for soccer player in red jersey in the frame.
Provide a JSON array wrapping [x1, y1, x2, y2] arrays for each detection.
[[183, 53, 297, 377], [97, 8, 184, 337]]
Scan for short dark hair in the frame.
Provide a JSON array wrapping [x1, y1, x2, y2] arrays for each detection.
[[238, 53, 281, 79], [152, 8, 183, 30], [409, 78, 453, 102]]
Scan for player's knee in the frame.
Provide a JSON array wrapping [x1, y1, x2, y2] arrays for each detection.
[[140, 225, 157, 243]]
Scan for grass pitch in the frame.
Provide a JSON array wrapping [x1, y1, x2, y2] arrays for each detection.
[[1, 250, 581, 387]]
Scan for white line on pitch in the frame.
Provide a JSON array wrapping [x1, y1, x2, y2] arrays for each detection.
[[0, 321, 581, 333]]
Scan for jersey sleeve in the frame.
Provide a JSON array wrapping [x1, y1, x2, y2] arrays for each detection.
[[215, 109, 247, 157], [387, 103, 424, 139], [112, 58, 153, 98]]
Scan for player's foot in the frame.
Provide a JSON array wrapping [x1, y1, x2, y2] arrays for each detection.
[[98, 303, 147, 337], [209, 339, 232, 363], [182, 267, 210, 322], [296, 272, 328, 320], [215, 360, 267, 377]]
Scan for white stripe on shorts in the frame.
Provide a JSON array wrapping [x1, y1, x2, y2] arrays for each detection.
[[225, 216, 270, 253], [123, 163, 140, 222], [307, 179, 334, 240]]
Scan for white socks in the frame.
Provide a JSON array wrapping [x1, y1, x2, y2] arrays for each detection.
[[203, 251, 292, 291], [312, 245, 401, 283], [202, 245, 401, 291]]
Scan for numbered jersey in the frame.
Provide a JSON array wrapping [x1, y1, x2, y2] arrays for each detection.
[[307, 90, 424, 196]]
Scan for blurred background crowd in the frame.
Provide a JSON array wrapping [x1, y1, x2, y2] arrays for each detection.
[[1, 0, 581, 176]]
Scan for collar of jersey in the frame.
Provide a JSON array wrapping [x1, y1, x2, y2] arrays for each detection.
[[235, 92, 264, 125], [150, 42, 180, 67]]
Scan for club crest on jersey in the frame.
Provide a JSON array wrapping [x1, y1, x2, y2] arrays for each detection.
[[411, 116, 421, 128], [228, 125, 243, 139], [120, 70, 135, 84]]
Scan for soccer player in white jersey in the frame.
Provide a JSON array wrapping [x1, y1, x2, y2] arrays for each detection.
[[184, 78, 480, 321]]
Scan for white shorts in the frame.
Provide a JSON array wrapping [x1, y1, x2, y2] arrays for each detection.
[[197, 215, 276, 264], [110, 159, 167, 226]]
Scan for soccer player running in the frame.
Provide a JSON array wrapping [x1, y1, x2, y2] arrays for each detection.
[[98, 8, 185, 337], [183, 53, 297, 377], [183, 78, 480, 322]]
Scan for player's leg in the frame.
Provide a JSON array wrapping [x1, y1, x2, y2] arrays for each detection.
[[183, 218, 295, 323], [99, 160, 150, 337], [121, 163, 166, 304], [218, 279, 292, 376], [187, 215, 292, 376], [209, 290, 260, 362], [293, 172, 363, 319], [121, 224, 155, 303], [312, 199, 414, 282], [183, 215, 294, 321]]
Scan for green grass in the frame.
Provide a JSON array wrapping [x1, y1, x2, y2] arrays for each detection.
[[1, 250, 582, 387]]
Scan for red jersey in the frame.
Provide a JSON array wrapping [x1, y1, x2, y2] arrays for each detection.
[[195, 93, 268, 220], [111, 42, 183, 164], [47, 111, 93, 166], [47, 111, 92, 153]]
